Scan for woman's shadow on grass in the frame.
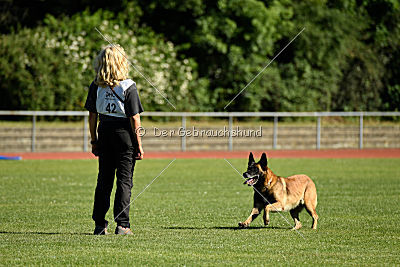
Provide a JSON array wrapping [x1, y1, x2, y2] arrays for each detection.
[[0, 231, 92, 236]]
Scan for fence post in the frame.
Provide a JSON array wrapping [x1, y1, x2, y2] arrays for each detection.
[[31, 115, 36, 152], [228, 115, 233, 151], [181, 116, 186, 151], [316, 116, 321, 150], [273, 116, 278, 149], [83, 114, 88, 152], [359, 114, 363, 149]]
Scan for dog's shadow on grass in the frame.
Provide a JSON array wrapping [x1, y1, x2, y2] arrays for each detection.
[[0, 226, 290, 235], [0, 231, 92, 236], [164, 226, 289, 230]]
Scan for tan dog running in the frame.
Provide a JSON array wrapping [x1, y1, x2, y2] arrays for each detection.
[[239, 152, 318, 230]]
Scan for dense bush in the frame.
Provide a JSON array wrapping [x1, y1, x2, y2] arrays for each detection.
[[0, 8, 205, 111]]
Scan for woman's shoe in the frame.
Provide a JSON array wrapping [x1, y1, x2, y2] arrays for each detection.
[[115, 225, 133, 235]]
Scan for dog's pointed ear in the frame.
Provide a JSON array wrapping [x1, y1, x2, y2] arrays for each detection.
[[259, 153, 268, 170], [248, 152, 255, 165]]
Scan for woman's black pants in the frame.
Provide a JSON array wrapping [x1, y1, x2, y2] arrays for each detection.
[[92, 120, 136, 228]]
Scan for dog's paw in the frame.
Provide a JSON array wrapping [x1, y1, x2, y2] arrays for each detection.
[[238, 222, 248, 228], [292, 223, 302, 230]]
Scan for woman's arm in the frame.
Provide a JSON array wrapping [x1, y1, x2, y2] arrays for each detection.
[[88, 112, 99, 156], [130, 113, 144, 160]]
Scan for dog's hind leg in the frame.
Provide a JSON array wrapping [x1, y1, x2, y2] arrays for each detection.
[[304, 186, 318, 229], [304, 203, 318, 229], [290, 205, 304, 230]]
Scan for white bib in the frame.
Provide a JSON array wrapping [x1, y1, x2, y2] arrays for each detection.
[[96, 79, 135, 118]]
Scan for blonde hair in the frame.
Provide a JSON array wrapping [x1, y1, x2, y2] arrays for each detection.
[[93, 44, 129, 88]]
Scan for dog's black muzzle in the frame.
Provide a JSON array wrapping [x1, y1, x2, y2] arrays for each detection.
[[243, 173, 259, 186]]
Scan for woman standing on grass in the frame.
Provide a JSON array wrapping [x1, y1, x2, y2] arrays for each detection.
[[84, 44, 144, 235]]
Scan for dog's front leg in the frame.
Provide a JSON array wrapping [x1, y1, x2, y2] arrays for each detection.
[[264, 202, 284, 226], [263, 207, 269, 226], [239, 207, 261, 228]]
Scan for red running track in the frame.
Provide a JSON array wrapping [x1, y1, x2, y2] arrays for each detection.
[[1, 149, 400, 160]]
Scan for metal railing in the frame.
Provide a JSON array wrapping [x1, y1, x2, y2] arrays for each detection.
[[0, 110, 399, 152]]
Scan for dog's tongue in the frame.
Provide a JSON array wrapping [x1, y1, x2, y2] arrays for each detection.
[[244, 178, 256, 186]]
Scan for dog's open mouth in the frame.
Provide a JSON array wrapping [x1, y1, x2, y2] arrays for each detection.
[[244, 177, 258, 186]]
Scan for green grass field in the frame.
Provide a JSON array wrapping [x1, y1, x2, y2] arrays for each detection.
[[1, 158, 399, 265]]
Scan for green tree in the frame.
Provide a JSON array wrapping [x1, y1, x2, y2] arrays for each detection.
[[139, 0, 293, 111], [1, 0, 399, 112]]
